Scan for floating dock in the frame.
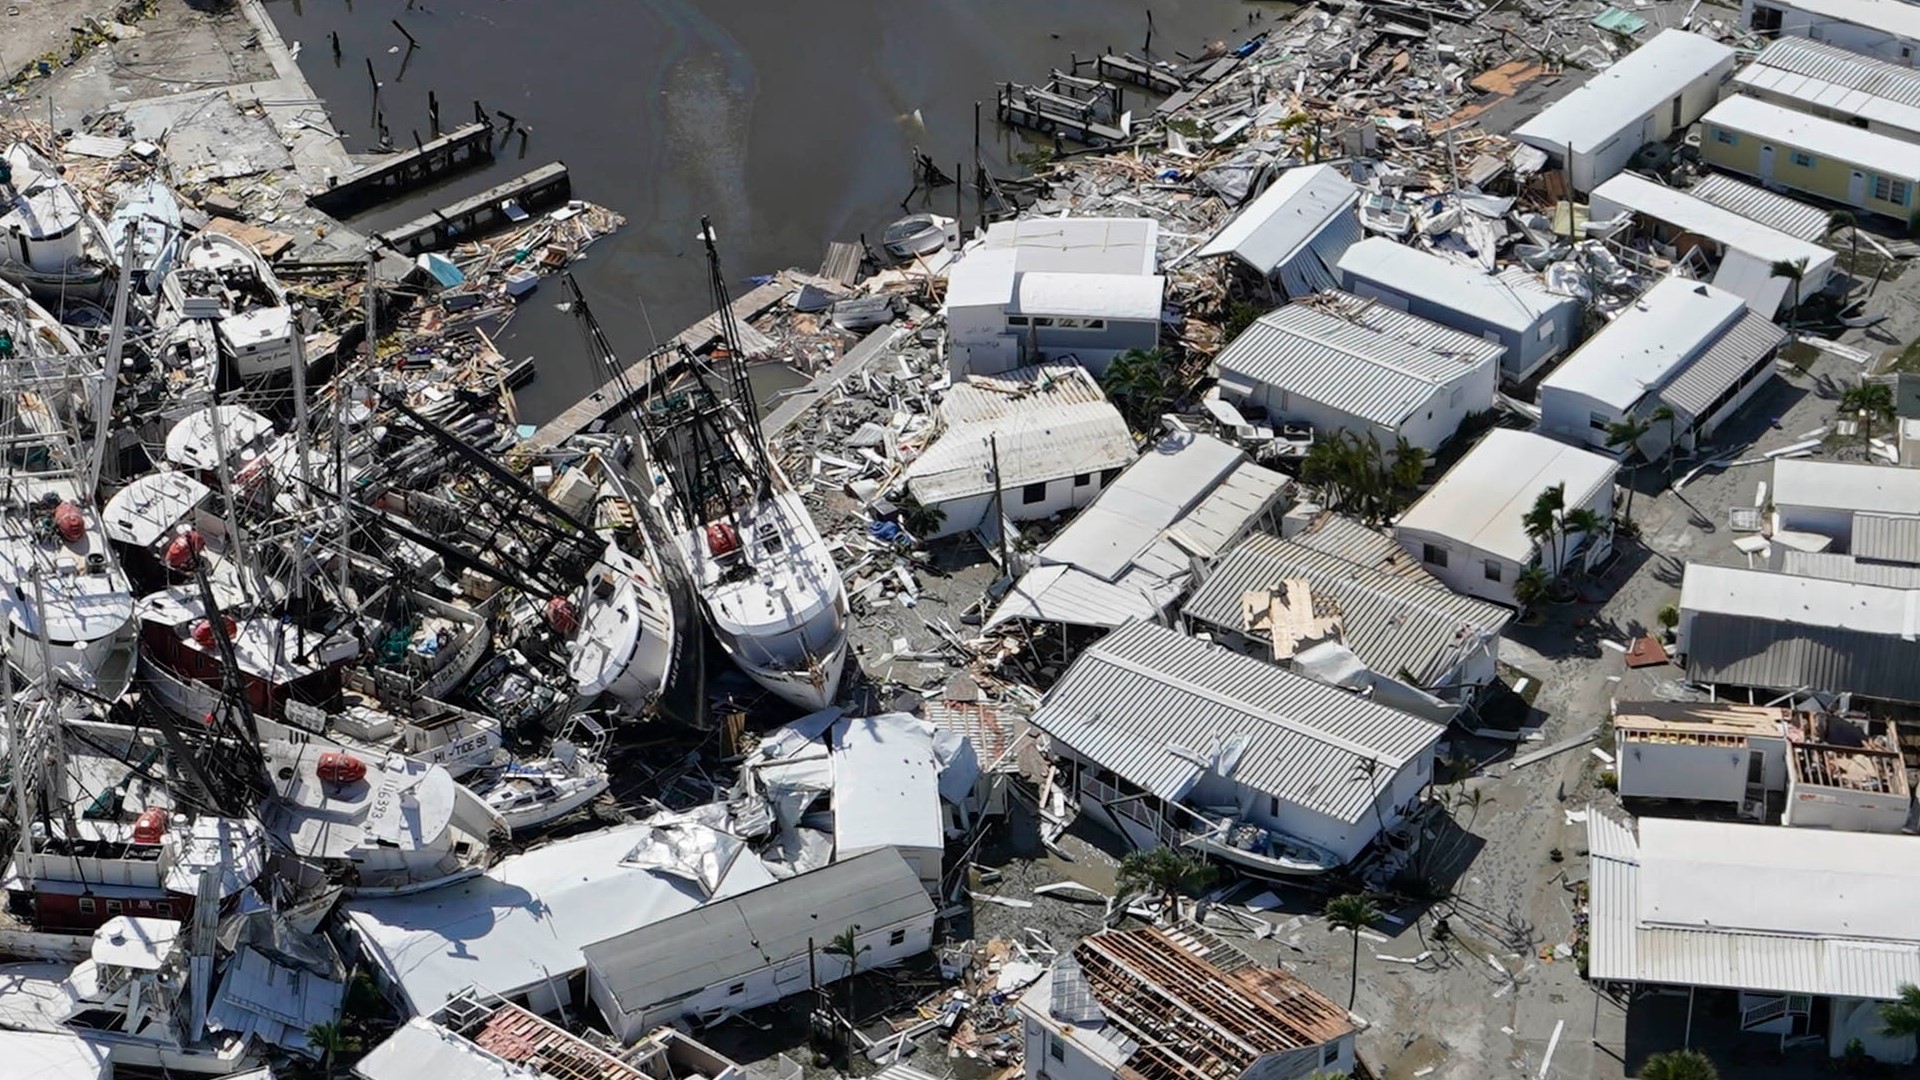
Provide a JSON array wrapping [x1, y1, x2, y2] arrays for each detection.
[[309, 119, 496, 218], [376, 162, 572, 256]]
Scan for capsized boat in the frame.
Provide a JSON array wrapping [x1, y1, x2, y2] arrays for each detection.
[[107, 177, 183, 296], [0, 142, 114, 302], [881, 212, 957, 261], [159, 231, 303, 385]]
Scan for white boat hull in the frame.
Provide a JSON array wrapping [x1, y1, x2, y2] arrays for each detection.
[[721, 626, 849, 711], [487, 774, 609, 835]]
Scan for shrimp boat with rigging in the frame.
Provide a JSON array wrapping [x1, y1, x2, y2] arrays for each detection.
[[566, 222, 848, 710]]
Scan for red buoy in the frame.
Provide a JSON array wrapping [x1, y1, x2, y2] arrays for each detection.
[[53, 501, 85, 543], [316, 751, 367, 785], [546, 596, 580, 636], [189, 616, 239, 648], [705, 522, 739, 558], [131, 806, 171, 845], [164, 529, 205, 572]]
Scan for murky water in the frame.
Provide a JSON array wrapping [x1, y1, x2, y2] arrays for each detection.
[[263, 0, 1275, 421]]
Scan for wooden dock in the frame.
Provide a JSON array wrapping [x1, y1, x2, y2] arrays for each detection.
[[1155, 56, 1242, 117], [1089, 53, 1185, 96], [309, 120, 496, 217], [522, 271, 802, 455], [997, 82, 1129, 146], [376, 162, 572, 256]]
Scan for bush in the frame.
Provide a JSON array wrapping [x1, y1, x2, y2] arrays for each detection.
[[1598, 770, 1619, 792]]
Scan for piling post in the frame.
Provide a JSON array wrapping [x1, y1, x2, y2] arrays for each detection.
[[391, 19, 419, 49], [428, 90, 441, 136]]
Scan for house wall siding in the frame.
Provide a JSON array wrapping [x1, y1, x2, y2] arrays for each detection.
[[1700, 118, 1920, 220]]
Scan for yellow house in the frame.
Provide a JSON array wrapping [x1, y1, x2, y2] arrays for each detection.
[[1699, 93, 1920, 223]]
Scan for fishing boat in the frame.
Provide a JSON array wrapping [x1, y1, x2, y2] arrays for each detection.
[[0, 285, 138, 700], [135, 585, 359, 722], [107, 178, 183, 296], [471, 715, 611, 834], [256, 739, 505, 897], [100, 468, 283, 606], [158, 231, 303, 386], [0, 142, 114, 302], [1179, 807, 1342, 878], [567, 224, 850, 711]]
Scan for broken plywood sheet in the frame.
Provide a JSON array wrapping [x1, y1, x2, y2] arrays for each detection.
[[124, 92, 293, 183], [201, 217, 296, 262]]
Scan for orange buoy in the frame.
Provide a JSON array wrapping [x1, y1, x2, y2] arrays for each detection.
[[189, 616, 239, 648], [705, 522, 739, 558], [316, 751, 367, 785], [164, 529, 205, 572], [53, 501, 85, 543], [546, 596, 580, 636], [131, 806, 171, 845]]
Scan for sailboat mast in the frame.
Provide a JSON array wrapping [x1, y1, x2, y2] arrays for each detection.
[[86, 223, 138, 497]]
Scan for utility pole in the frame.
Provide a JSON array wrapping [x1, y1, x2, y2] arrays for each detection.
[[989, 434, 1011, 571]]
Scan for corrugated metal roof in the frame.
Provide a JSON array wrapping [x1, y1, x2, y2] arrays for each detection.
[[1781, 549, 1920, 588], [1195, 164, 1360, 275], [985, 564, 1167, 632], [1542, 276, 1747, 412], [1212, 293, 1501, 428], [1586, 815, 1920, 999], [1851, 511, 1920, 566], [1275, 211, 1362, 298], [1182, 531, 1511, 685], [941, 364, 1108, 424], [583, 849, 933, 1014], [1039, 431, 1248, 581], [1686, 173, 1831, 241], [1656, 308, 1788, 419], [1684, 613, 1920, 702], [1336, 237, 1572, 334], [904, 402, 1137, 504], [1744, 37, 1920, 109], [1030, 621, 1443, 822], [1289, 512, 1448, 583], [1129, 460, 1292, 583]]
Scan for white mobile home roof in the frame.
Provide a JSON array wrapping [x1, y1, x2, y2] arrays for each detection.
[[1394, 428, 1618, 565], [1012, 271, 1165, 320], [1334, 237, 1570, 334], [1589, 173, 1834, 303], [1686, 173, 1832, 240], [1587, 813, 1920, 999], [1736, 37, 1920, 137], [1038, 430, 1249, 580], [1514, 30, 1735, 157], [979, 217, 1159, 276], [342, 821, 779, 1014], [1213, 294, 1501, 427], [1030, 621, 1443, 823], [1680, 562, 1920, 637], [903, 401, 1137, 504], [1772, 458, 1920, 515], [1538, 276, 1745, 412], [1775, 0, 1920, 39], [1195, 164, 1359, 273], [1704, 93, 1920, 177]]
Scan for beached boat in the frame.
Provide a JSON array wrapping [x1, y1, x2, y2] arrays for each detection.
[[267, 697, 508, 778], [471, 716, 610, 834], [1180, 808, 1342, 878], [881, 212, 957, 260], [107, 178, 183, 296], [135, 585, 359, 722], [0, 142, 114, 302], [159, 230, 303, 386], [256, 739, 505, 897], [626, 224, 849, 710], [1358, 191, 1412, 237], [0, 286, 138, 699]]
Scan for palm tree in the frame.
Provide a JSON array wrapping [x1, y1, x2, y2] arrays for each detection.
[[1636, 1048, 1719, 1080], [1350, 755, 1390, 839], [1603, 415, 1651, 524], [1828, 209, 1859, 279], [1840, 381, 1896, 451], [1513, 564, 1551, 612], [1116, 847, 1218, 919], [1102, 347, 1172, 430], [1388, 435, 1429, 501], [1525, 483, 1567, 582], [1879, 981, 1920, 1041], [308, 1022, 352, 1080], [823, 925, 870, 1034], [1769, 256, 1809, 335], [1561, 506, 1605, 578], [1324, 893, 1383, 1009], [1650, 404, 1679, 481]]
